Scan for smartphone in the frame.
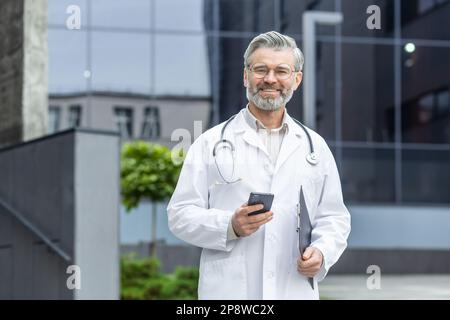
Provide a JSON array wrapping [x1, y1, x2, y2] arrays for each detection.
[[247, 192, 274, 216]]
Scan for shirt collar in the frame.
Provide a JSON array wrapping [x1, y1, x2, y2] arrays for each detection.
[[244, 104, 289, 133]]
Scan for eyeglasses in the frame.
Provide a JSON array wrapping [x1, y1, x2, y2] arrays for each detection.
[[247, 63, 298, 80]]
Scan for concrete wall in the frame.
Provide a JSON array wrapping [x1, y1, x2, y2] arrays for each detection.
[[0, 0, 48, 147], [0, 129, 119, 299], [74, 130, 120, 299]]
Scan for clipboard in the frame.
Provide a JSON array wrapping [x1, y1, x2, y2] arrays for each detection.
[[297, 186, 314, 289]]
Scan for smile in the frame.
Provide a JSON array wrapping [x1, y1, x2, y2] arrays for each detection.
[[259, 89, 280, 96]]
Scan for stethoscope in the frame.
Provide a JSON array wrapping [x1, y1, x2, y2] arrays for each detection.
[[212, 114, 319, 184]]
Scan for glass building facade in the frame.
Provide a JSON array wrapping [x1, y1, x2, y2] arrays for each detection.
[[48, 0, 450, 206], [47, 1, 450, 268], [203, 0, 450, 206]]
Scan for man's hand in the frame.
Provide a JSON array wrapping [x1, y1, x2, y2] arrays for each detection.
[[231, 202, 273, 237], [297, 247, 323, 278]]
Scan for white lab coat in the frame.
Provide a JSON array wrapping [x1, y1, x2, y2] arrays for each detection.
[[167, 108, 351, 300]]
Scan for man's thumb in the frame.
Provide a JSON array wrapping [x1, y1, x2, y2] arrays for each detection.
[[302, 247, 314, 260]]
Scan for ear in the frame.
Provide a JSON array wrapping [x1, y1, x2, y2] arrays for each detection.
[[293, 71, 303, 91], [243, 68, 248, 87]]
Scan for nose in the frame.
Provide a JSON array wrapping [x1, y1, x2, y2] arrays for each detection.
[[263, 69, 278, 84]]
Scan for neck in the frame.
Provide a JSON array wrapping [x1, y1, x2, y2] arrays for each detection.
[[248, 103, 285, 129]]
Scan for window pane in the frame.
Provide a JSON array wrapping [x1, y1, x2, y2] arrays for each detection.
[[342, 147, 395, 203], [402, 46, 450, 143], [437, 90, 449, 114], [91, 32, 151, 94], [401, 0, 450, 40], [155, 0, 204, 31], [418, 0, 436, 13], [155, 34, 210, 96], [204, 0, 275, 32], [48, 29, 87, 94], [114, 107, 134, 138], [341, 44, 395, 142], [402, 149, 450, 203], [68, 105, 82, 127], [314, 42, 336, 141], [91, 0, 151, 29], [48, 106, 61, 134], [216, 37, 251, 121], [280, 0, 335, 36], [141, 106, 161, 139]]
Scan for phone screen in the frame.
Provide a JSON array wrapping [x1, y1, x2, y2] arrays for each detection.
[[247, 192, 274, 216]]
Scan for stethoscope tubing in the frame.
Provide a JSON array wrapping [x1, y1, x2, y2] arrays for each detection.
[[212, 113, 319, 184]]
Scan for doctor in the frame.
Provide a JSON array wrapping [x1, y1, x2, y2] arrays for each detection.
[[167, 31, 351, 300]]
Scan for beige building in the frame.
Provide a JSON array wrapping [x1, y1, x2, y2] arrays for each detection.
[[48, 91, 211, 147]]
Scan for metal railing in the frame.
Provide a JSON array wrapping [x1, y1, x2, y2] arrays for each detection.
[[0, 196, 72, 262]]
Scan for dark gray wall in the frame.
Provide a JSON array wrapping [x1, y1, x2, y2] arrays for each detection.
[[332, 249, 450, 274], [0, 129, 119, 299]]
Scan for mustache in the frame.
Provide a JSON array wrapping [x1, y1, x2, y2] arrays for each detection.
[[257, 85, 281, 91]]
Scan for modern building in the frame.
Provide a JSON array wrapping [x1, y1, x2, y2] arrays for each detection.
[[48, 92, 210, 147], [203, 0, 450, 273], [43, 0, 450, 274], [46, 0, 213, 270]]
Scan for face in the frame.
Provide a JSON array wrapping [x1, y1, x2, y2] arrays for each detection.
[[244, 47, 303, 111]]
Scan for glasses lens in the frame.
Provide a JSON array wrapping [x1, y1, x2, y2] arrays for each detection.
[[252, 66, 268, 78], [275, 67, 291, 80], [251, 64, 292, 79]]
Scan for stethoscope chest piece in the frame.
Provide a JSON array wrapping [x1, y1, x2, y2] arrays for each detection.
[[306, 152, 319, 165]]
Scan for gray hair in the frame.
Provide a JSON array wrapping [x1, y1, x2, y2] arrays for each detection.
[[244, 31, 304, 71]]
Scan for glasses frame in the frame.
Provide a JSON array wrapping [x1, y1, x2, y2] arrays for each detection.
[[247, 63, 300, 80]]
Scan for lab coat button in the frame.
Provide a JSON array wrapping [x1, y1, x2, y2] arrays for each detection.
[[267, 271, 274, 279]]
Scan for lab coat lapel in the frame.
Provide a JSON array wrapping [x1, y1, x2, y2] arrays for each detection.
[[233, 110, 269, 158], [274, 115, 303, 174], [242, 130, 269, 157]]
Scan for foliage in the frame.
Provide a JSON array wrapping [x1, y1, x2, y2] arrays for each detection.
[[120, 141, 184, 211], [120, 255, 199, 300]]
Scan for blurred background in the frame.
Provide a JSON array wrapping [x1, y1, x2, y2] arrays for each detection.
[[0, 0, 449, 299]]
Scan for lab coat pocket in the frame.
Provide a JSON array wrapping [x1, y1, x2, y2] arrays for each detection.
[[208, 179, 251, 212], [198, 254, 246, 300]]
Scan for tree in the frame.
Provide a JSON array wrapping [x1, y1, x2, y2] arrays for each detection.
[[121, 141, 183, 256]]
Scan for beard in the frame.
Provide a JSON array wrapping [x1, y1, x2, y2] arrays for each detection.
[[246, 84, 294, 111]]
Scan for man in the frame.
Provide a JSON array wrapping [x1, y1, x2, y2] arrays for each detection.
[[167, 31, 351, 300]]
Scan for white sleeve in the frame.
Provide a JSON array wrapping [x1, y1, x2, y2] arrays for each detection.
[[310, 142, 351, 282], [167, 135, 238, 251]]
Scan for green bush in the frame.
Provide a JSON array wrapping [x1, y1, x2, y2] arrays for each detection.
[[120, 256, 199, 300], [121, 141, 183, 210], [160, 266, 199, 299]]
